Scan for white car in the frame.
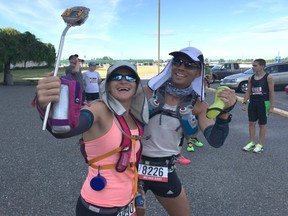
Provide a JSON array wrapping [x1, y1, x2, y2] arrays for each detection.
[[220, 62, 288, 93]]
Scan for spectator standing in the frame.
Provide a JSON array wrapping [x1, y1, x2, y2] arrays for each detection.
[[65, 54, 85, 98], [241, 58, 275, 153], [83, 61, 102, 102]]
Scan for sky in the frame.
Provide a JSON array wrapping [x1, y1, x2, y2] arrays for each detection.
[[1, 0, 288, 62]]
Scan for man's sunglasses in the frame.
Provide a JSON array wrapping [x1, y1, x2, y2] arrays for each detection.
[[109, 74, 138, 82], [172, 58, 200, 70]]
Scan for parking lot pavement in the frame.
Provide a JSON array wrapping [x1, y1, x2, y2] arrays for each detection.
[[0, 84, 287, 216]]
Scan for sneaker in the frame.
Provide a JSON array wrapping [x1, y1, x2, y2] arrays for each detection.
[[253, 144, 263, 153], [187, 143, 195, 152], [189, 138, 204, 147], [175, 155, 191, 165], [242, 142, 255, 151]]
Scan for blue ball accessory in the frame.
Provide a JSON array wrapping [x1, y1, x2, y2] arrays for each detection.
[[90, 167, 107, 191]]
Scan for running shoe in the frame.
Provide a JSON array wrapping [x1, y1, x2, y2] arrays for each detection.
[[242, 142, 255, 151], [253, 144, 263, 153], [175, 154, 191, 165], [187, 143, 195, 152], [189, 137, 204, 147]]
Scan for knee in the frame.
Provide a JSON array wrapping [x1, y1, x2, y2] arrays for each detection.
[[249, 122, 256, 127]]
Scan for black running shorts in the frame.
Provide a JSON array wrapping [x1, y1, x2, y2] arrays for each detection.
[[142, 171, 182, 198], [248, 100, 270, 125]]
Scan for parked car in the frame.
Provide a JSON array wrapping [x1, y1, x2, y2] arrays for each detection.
[[220, 62, 288, 93], [211, 62, 247, 83]]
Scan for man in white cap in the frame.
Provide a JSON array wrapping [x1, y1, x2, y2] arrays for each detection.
[[137, 47, 237, 216]]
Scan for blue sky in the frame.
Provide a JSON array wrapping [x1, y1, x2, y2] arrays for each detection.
[[1, 0, 288, 61]]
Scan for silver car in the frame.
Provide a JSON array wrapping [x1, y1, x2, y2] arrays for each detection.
[[220, 62, 288, 93]]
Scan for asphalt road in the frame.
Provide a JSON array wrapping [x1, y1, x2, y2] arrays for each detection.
[[0, 82, 287, 216]]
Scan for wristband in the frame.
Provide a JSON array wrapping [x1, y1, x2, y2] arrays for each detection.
[[221, 100, 237, 114]]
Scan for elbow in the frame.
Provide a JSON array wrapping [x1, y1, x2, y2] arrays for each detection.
[[204, 124, 229, 148]]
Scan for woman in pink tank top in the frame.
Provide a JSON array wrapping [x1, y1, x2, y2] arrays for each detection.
[[35, 61, 148, 216]]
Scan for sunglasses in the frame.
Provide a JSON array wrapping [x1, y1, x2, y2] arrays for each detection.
[[109, 74, 138, 82], [172, 58, 200, 70]]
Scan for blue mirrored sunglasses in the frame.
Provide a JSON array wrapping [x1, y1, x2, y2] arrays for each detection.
[[172, 58, 200, 70], [109, 74, 138, 82]]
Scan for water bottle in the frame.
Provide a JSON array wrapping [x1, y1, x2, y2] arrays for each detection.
[[148, 96, 159, 113], [206, 86, 229, 119], [135, 193, 144, 207], [135, 180, 145, 207], [179, 106, 198, 136], [51, 84, 71, 133]]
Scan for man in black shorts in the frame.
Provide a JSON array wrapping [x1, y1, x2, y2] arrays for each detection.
[[241, 59, 275, 153], [137, 47, 237, 216]]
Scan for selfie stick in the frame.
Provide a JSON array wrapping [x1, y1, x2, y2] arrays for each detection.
[[42, 6, 90, 130]]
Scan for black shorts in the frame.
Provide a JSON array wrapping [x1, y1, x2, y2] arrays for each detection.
[[248, 100, 270, 125], [85, 92, 99, 100], [141, 156, 182, 198]]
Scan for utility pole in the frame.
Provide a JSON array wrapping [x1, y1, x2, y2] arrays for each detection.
[[188, 41, 192, 47]]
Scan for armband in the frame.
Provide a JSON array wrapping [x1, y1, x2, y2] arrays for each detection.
[[216, 114, 232, 124]]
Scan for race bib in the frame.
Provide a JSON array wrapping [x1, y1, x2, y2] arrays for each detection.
[[138, 163, 169, 182]]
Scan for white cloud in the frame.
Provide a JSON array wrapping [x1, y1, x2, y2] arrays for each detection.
[[250, 16, 288, 33]]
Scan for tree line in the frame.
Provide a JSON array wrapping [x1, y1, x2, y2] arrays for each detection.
[[0, 28, 56, 85]]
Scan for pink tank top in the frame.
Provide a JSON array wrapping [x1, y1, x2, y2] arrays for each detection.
[[81, 119, 140, 207]]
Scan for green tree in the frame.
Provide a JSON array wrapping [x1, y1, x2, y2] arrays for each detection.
[[19, 31, 55, 68], [0, 28, 22, 85], [102, 56, 113, 60], [45, 43, 56, 68], [0, 28, 56, 85]]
